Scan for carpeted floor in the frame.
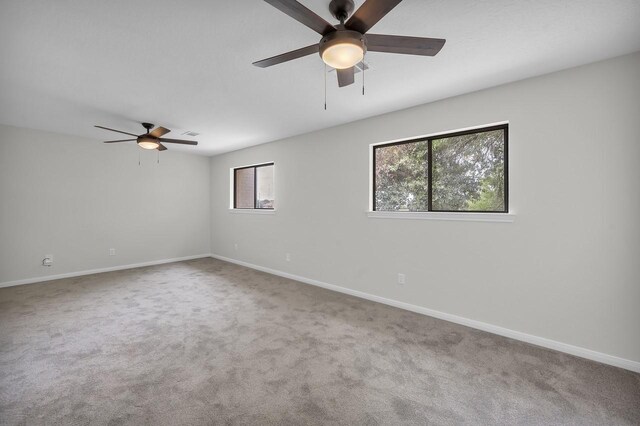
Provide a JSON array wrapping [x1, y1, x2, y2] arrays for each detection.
[[0, 258, 638, 425]]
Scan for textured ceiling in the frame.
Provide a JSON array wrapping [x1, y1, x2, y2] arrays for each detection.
[[1, 0, 639, 155]]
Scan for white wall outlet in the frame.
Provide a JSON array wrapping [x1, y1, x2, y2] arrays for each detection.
[[234, 243, 238, 251], [109, 248, 116, 256], [42, 254, 53, 267], [397, 273, 406, 285], [285, 253, 291, 262]]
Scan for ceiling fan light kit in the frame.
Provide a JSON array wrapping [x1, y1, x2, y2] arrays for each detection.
[[95, 122, 197, 152], [253, 0, 445, 89], [319, 30, 366, 70], [137, 136, 160, 150]]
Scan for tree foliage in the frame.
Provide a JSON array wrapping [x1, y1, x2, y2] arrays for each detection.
[[375, 141, 428, 211], [375, 130, 505, 212], [432, 130, 504, 211]]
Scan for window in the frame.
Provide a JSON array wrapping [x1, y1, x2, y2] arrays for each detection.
[[373, 125, 508, 213], [233, 163, 274, 209]]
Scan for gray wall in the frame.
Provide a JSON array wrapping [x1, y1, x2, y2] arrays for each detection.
[[0, 124, 211, 284], [210, 52, 640, 364]]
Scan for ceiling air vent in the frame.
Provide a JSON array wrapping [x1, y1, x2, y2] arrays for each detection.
[[181, 131, 200, 137]]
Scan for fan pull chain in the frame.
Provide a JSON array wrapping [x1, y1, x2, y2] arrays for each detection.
[[324, 63, 327, 110], [157, 149, 159, 164], [362, 55, 366, 96], [138, 150, 141, 166]]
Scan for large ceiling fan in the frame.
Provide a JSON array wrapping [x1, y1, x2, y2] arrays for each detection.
[[95, 123, 198, 151], [253, 0, 446, 87]]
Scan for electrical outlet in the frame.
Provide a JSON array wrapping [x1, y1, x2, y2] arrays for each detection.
[[397, 273, 405, 285], [42, 254, 53, 267], [285, 253, 291, 262], [109, 248, 116, 256]]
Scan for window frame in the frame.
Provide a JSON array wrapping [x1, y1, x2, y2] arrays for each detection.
[[372, 124, 509, 214], [233, 162, 275, 210]]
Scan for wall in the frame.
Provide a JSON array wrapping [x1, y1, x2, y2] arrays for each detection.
[[210, 52, 640, 367], [0, 124, 211, 285]]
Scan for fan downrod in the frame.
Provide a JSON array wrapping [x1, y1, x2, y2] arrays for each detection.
[[329, 0, 355, 23], [141, 122, 154, 132]]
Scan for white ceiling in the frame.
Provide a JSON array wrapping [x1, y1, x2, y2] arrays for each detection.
[[1, 0, 639, 155]]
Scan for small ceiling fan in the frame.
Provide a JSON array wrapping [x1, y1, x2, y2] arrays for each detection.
[[95, 123, 198, 151], [253, 0, 446, 87]]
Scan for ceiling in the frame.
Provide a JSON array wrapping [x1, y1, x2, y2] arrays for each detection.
[[1, 0, 639, 156]]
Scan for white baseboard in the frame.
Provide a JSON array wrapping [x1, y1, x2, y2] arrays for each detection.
[[210, 254, 640, 374], [0, 254, 212, 289]]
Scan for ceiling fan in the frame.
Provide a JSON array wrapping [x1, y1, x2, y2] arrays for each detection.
[[253, 0, 446, 88], [95, 123, 198, 151]]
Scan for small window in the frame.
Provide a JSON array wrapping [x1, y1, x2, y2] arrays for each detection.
[[233, 163, 274, 209], [373, 125, 508, 213]]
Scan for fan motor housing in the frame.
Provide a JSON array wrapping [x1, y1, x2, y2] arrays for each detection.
[[319, 30, 367, 69], [329, 0, 355, 22]]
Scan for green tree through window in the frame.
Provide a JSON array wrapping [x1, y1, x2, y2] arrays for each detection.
[[374, 125, 507, 212], [375, 141, 428, 211], [432, 130, 505, 211]]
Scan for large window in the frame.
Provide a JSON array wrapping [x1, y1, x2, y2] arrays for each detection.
[[233, 163, 274, 209], [373, 125, 508, 213]]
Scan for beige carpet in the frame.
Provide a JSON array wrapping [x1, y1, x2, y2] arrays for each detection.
[[0, 258, 638, 425]]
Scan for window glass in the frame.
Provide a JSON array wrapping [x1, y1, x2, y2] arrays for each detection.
[[234, 167, 255, 209], [256, 165, 274, 209], [233, 163, 274, 209], [375, 141, 428, 211], [432, 130, 505, 212]]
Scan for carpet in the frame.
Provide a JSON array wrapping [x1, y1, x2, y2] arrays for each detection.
[[1, 258, 638, 425]]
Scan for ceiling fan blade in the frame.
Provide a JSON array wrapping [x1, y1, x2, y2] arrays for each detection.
[[366, 34, 446, 56], [337, 67, 355, 87], [263, 0, 335, 35], [158, 138, 198, 146], [253, 44, 319, 68], [94, 125, 138, 137], [149, 126, 170, 138], [103, 139, 136, 143], [157, 143, 168, 151], [346, 0, 403, 34]]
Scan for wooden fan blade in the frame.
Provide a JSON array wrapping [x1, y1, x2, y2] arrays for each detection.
[[263, 0, 335, 35], [337, 67, 355, 87], [149, 126, 170, 138], [94, 125, 138, 137], [253, 44, 319, 68], [158, 138, 198, 146], [103, 139, 136, 143], [157, 143, 168, 151], [346, 0, 403, 34], [366, 34, 446, 56]]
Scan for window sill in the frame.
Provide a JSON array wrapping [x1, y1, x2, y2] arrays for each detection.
[[367, 211, 516, 223], [229, 209, 276, 215]]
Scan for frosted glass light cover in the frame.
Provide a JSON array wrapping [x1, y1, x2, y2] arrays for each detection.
[[138, 137, 160, 150], [322, 43, 364, 69]]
